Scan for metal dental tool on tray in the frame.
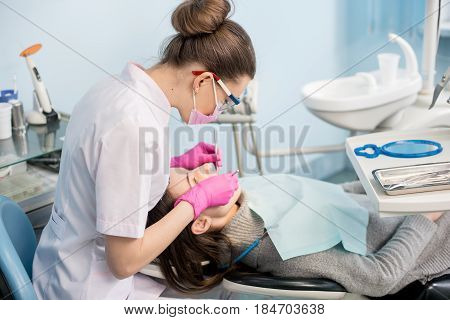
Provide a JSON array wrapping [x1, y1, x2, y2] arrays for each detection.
[[373, 162, 450, 195]]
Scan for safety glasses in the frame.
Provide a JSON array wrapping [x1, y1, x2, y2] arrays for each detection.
[[192, 71, 241, 113]]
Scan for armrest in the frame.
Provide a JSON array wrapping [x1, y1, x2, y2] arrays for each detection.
[[223, 269, 347, 299], [225, 270, 346, 292], [419, 273, 450, 300], [373, 271, 450, 300]]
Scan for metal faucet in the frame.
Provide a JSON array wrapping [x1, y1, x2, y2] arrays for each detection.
[[429, 67, 450, 109]]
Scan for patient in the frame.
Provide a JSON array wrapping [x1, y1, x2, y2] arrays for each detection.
[[146, 164, 450, 297]]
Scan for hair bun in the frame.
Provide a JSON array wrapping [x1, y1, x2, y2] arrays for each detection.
[[171, 0, 231, 37]]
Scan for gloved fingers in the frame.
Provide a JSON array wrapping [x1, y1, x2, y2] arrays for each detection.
[[197, 154, 220, 167], [199, 171, 237, 188], [169, 156, 180, 168], [197, 142, 216, 154], [200, 148, 222, 170], [215, 148, 222, 168], [191, 173, 239, 209], [224, 172, 239, 190], [214, 172, 238, 191], [193, 142, 222, 169]]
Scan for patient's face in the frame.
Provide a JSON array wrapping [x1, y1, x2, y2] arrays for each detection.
[[167, 164, 241, 228]]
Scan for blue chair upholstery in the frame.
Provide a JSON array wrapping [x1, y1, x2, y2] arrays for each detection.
[[0, 195, 37, 299]]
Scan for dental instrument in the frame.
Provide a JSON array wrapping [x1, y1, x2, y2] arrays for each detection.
[[232, 169, 240, 176], [429, 67, 450, 109], [19, 44, 59, 125], [373, 162, 450, 195], [213, 127, 219, 171], [354, 139, 443, 159]]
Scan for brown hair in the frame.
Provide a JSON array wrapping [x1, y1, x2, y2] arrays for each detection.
[[146, 192, 234, 293], [160, 0, 256, 81]]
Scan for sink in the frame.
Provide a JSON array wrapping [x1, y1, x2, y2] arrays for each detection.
[[302, 33, 422, 131]]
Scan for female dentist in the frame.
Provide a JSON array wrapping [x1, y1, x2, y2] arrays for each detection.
[[32, 0, 256, 299]]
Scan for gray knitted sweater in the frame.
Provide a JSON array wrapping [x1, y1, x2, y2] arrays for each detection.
[[221, 183, 450, 297]]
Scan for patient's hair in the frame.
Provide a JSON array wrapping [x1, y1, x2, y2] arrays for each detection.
[[146, 192, 233, 293], [160, 0, 256, 81]]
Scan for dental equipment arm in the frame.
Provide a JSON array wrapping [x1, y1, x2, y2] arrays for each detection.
[[429, 67, 450, 109]]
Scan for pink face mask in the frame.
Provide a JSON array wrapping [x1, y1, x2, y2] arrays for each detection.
[[188, 75, 220, 125]]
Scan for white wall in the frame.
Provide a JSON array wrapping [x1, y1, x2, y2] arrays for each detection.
[[0, 0, 178, 112]]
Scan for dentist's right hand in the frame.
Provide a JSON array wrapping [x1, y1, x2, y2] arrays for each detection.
[[174, 172, 239, 220]]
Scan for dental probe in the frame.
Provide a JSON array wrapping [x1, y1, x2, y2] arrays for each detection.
[[213, 127, 219, 172]]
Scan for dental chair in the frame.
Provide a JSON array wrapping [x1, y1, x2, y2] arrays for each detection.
[[223, 267, 450, 300], [140, 263, 350, 299], [222, 266, 348, 299], [0, 196, 38, 300]]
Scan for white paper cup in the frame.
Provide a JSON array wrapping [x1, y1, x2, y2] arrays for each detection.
[[377, 53, 400, 86], [0, 102, 12, 140]]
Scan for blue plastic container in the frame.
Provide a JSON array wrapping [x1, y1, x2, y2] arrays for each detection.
[[0, 90, 18, 103]]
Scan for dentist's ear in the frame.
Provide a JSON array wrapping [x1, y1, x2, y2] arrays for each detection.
[[191, 215, 212, 235], [193, 72, 214, 94]]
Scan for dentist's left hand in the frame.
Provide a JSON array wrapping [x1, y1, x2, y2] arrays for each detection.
[[170, 142, 222, 170], [174, 172, 239, 220]]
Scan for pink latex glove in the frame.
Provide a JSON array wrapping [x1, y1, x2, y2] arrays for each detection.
[[170, 142, 222, 170], [174, 173, 239, 220]]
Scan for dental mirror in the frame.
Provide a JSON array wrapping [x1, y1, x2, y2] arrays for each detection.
[[354, 139, 443, 159]]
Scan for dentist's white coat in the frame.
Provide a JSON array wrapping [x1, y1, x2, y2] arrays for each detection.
[[33, 63, 170, 299]]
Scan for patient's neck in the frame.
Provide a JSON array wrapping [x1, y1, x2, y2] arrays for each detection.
[[221, 203, 240, 229], [228, 204, 240, 219]]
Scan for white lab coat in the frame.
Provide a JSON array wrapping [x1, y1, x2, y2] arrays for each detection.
[[33, 62, 171, 299]]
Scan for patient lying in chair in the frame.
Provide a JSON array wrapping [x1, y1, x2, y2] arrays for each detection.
[[146, 165, 450, 297]]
